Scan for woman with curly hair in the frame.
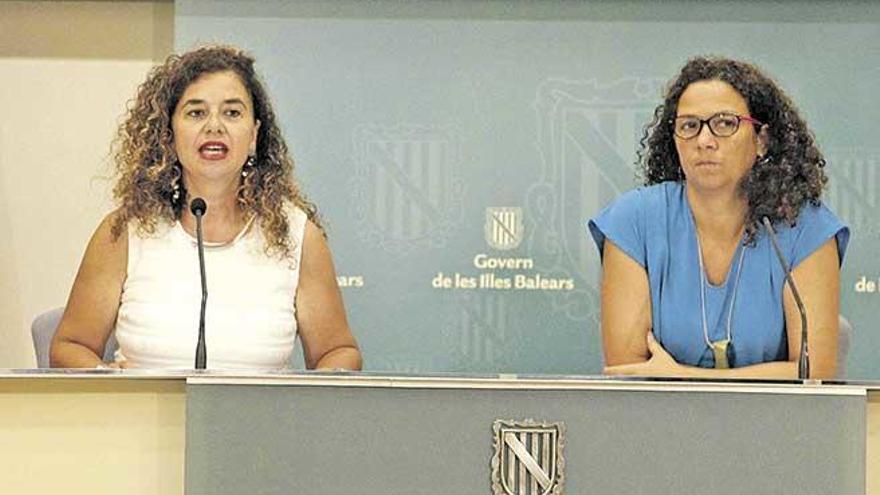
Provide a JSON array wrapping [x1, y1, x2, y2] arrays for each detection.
[[51, 45, 361, 370], [588, 56, 848, 378]]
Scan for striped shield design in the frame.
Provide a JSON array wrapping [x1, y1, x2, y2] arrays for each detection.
[[533, 77, 659, 280], [352, 124, 464, 252], [485, 207, 524, 251], [491, 419, 565, 495], [823, 148, 880, 234]]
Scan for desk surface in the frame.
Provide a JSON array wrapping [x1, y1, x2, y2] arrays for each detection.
[[2, 367, 878, 392]]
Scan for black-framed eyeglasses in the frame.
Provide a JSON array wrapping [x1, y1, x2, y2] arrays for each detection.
[[672, 113, 764, 139]]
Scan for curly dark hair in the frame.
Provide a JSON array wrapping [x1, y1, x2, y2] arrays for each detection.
[[637, 56, 827, 241], [110, 44, 319, 259]]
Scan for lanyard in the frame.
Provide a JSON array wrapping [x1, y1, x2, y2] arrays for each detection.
[[696, 235, 747, 369]]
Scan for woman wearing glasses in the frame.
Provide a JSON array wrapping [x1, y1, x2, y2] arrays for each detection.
[[588, 56, 848, 378]]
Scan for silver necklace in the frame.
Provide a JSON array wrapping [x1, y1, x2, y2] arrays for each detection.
[[695, 233, 747, 369]]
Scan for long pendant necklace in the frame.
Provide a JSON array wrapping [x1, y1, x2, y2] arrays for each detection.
[[696, 234, 747, 369]]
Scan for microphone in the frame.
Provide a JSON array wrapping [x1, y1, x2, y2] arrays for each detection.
[[762, 216, 809, 380], [190, 198, 208, 370]]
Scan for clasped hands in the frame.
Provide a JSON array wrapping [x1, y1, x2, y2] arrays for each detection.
[[603, 332, 686, 377]]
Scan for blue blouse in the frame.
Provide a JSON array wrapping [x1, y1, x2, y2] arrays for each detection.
[[588, 181, 849, 368]]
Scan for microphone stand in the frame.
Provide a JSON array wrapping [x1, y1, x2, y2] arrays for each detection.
[[762, 217, 809, 380], [191, 198, 208, 370]]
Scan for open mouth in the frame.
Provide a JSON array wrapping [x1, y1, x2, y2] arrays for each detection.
[[198, 141, 229, 160]]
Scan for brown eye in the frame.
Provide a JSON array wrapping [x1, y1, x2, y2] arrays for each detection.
[[708, 114, 742, 137], [673, 117, 702, 139], [679, 119, 699, 132], [713, 115, 738, 130]]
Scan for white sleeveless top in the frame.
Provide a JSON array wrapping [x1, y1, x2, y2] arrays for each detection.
[[114, 207, 307, 369]]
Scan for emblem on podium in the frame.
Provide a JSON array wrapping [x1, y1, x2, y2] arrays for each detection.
[[491, 419, 565, 495]]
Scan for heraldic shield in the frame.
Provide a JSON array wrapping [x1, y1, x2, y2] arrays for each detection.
[[485, 207, 524, 251], [491, 419, 565, 495]]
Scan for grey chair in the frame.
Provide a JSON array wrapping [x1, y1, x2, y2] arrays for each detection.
[[31, 307, 118, 368], [837, 314, 852, 379]]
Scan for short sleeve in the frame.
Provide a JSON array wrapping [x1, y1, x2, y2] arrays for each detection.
[[587, 188, 647, 267], [788, 202, 850, 268]]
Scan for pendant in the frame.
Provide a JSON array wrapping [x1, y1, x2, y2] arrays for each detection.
[[711, 339, 731, 369]]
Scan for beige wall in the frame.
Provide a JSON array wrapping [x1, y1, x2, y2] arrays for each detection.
[[0, 1, 174, 367], [0, 377, 185, 494]]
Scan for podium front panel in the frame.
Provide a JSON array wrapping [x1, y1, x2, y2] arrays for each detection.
[[184, 376, 864, 495]]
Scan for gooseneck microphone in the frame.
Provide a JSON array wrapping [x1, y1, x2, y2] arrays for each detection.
[[191, 198, 208, 370], [762, 216, 809, 380]]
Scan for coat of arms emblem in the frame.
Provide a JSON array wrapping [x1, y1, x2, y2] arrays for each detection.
[[485, 207, 524, 250], [491, 419, 565, 495]]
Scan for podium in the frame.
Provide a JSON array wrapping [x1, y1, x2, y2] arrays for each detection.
[[1, 371, 876, 495], [185, 374, 865, 494]]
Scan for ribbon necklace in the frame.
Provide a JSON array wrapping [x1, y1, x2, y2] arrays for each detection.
[[695, 232, 747, 369]]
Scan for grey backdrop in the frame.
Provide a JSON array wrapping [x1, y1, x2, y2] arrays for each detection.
[[176, 0, 880, 377]]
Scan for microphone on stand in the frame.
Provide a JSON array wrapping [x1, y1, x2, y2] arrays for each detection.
[[191, 198, 208, 370], [762, 216, 809, 380]]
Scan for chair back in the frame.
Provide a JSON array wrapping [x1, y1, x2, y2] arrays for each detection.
[[31, 307, 118, 368], [837, 314, 852, 379]]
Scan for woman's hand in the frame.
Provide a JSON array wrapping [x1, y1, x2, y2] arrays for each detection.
[[604, 333, 683, 377]]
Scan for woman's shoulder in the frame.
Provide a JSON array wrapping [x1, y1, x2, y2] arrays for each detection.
[[281, 202, 309, 234], [777, 200, 849, 266], [796, 200, 843, 223], [92, 209, 128, 245], [786, 200, 847, 240], [78, 210, 129, 277], [598, 181, 683, 217], [106, 208, 179, 242], [587, 181, 683, 264]]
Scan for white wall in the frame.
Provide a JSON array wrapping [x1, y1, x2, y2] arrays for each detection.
[[0, 1, 173, 367]]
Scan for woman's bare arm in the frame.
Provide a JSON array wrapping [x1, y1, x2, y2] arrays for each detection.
[[50, 213, 127, 368], [294, 221, 362, 370]]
